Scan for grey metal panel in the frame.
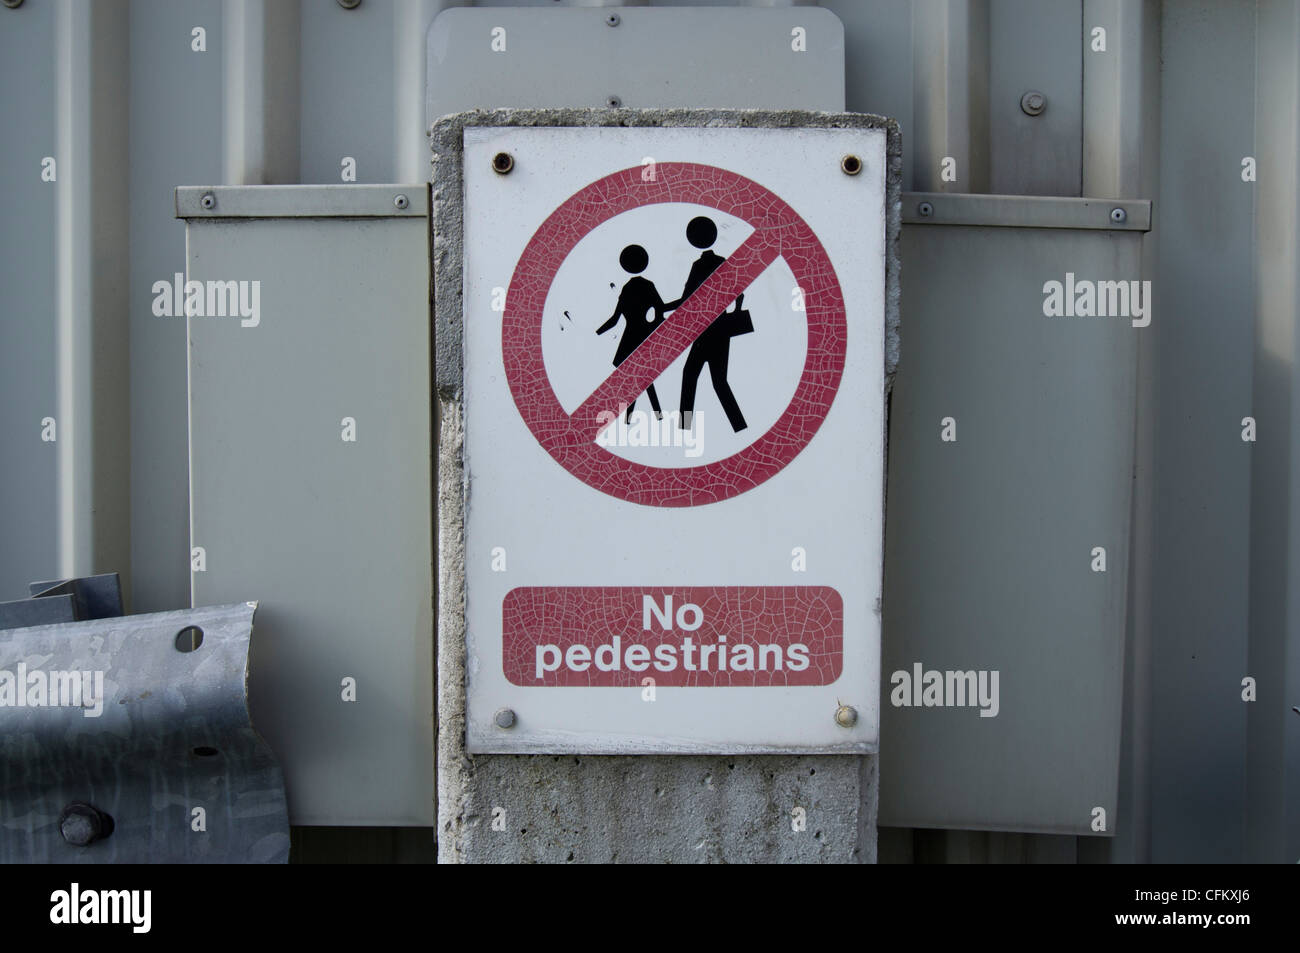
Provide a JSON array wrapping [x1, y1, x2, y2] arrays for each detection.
[[880, 223, 1138, 835], [183, 193, 434, 826], [902, 192, 1149, 230], [0, 0, 59, 600], [988, 0, 1083, 196], [1081, 0, 1162, 866], [1147, 0, 1255, 863], [0, 594, 77, 630], [29, 572, 124, 619], [300, 0, 394, 184], [129, 0, 225, 615], [1248, 0, 1300, 864], [425, 5, 846, 121]]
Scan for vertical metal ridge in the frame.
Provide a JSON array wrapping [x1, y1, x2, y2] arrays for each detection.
[[54, 0, 130, 594], [222, 0, 301, 185], [1247, 0, 1300, 864], [1081, 0, 1162, 866], [910, 0, 991, 193], [394, 0, 443, 183]]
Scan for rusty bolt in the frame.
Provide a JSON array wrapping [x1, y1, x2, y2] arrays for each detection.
[[59, 802, 114, 847]]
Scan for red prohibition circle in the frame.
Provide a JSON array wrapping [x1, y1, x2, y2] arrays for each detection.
[[502, 161, 846, 507]]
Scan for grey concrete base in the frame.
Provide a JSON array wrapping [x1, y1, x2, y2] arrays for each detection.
[[442, 752, 876, 864]]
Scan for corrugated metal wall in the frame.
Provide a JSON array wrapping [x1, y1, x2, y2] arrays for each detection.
[[3, 0, 1298, 862]]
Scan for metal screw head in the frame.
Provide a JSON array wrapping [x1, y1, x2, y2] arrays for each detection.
[[840, 154, 862, 176], [917, 201, 934, 217], [834, 704, 858, 728], [494, 708, 517, 729], [59, 802, 113, 847], [1110, 207, 1127, 224], [1020, 90, 1047, 116], [200, 192, 216, 210], [606, 95, 622, 108], [492, 152, 514, 175], [60, 812, 97, 846], [605, 13, 620, 27], [393, 193, 409, 210]]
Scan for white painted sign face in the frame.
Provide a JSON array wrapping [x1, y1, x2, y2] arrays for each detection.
[[462, 125, 886, 753]]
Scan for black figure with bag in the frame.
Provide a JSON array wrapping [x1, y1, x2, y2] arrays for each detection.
[[675, 215, 750, 433]]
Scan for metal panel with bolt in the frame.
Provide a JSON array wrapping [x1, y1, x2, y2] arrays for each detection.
[[426, 5, 847, 122], [179, 185, 434, 826]]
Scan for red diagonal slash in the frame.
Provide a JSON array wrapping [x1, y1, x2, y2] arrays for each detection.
[[573, 231, 780, 440]]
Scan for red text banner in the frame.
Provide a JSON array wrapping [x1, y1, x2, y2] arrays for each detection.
[[503, 586, 844, 687]]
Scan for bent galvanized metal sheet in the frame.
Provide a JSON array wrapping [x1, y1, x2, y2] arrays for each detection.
[[0, 601, 289, 862]]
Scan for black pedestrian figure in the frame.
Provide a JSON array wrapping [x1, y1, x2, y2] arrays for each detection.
[[596, 244, 668, 422], [676, 216, 749, 432]]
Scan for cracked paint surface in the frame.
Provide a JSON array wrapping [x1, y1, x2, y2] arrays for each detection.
[[503, 586, 843, 687], [502, 162, 846, 506]]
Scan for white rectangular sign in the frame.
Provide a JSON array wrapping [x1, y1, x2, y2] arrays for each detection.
[[462, 124, 886, 753]]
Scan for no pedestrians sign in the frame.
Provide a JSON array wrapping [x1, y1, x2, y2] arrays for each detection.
[[460, 123, 889, 753], [501, 160, 847, 506]]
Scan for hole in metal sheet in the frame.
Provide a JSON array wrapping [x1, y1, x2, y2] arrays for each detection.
[[175, 626, 204, 652], [193, 746, 220, 757]]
